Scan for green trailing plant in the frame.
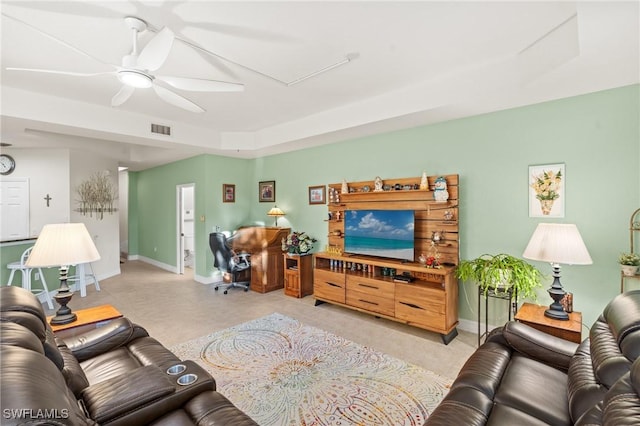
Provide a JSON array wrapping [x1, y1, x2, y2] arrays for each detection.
[[619, 253, 640, 266], [456, 253, 543, 301]]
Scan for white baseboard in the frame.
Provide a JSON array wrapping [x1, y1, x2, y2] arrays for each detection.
[[137, 256, 177, 273]]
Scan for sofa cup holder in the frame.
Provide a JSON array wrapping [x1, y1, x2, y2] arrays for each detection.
[[166, 364, 187, 375], [177, 373, 198, 386]]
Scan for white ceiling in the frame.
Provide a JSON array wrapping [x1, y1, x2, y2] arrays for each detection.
[[1, 1, 638, 171]]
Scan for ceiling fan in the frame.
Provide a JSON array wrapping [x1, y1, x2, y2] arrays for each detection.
[[5, 15, 244, 113]]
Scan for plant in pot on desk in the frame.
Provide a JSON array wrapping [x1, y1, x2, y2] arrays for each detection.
[[456, 254, 543, 302], [619, 252, 640, 276], [282, 232, 317, 255]]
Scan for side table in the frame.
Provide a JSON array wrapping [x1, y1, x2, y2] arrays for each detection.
[[515, 302, 582, 343], [48, 304, 122, 338]]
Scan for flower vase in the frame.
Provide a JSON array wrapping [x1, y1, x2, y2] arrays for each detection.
[[539, 199, 555, 215], [621, 265, 638, 276]]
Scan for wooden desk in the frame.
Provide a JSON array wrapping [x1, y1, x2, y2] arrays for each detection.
[[515, 302, 582, 343], [48, 304, 122, 336]]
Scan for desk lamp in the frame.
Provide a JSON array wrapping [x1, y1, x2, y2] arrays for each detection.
[[523, 223, 592, 320], [26, 223, 100, 325], [267, 206, 285, 226]]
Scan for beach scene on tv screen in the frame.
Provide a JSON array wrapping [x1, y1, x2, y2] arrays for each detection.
[[345, 210, 415, 261]]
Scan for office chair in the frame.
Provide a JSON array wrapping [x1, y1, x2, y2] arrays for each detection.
[[209, 232, 251, 294]]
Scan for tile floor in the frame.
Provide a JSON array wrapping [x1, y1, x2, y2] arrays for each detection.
[[46, 260, 477, 380]]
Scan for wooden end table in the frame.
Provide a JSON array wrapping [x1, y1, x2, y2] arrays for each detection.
[[48, 304, 122, 337], [515, 302, 582, 343]]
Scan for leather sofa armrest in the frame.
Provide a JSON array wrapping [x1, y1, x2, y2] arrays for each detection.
[[62, 318, 142, 362], [503, 321, 578, 372], [81, 365, 175, 424]]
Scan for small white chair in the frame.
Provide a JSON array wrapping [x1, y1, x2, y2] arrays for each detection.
[[67, 262, 101, 297], [7, 246, 54, 309]]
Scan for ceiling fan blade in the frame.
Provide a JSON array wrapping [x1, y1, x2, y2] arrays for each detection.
[[6, 67, 115, 77], [2, 12, 117, 70], [152, 84, 204, 113], [155, 75, 244, 92], [137, 27, 174, 72], [111, 85, 135, 107]]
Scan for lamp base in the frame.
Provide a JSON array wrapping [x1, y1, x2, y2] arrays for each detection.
[[50, 312, 78, 325], [544, 306, 569, 320], [545, 263, 569, 321], [49, 266, 78, 326]]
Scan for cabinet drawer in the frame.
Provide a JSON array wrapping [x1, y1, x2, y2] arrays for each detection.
[[346, 276, 394, 316], [314, 272, 345, 303], [314, 269, 345, 286], [395, 284, 446, 330]]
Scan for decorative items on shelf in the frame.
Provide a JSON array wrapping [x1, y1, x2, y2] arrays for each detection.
[[341, 179, 349, 194], [433, 176, 449, 202], [443, 209, 455, 221], [325, 245, 343, 256], [619, 252, 640, 276], [420, 171, 428, 190], [76, 172, 118, 220], [282, 232, 317, 255], [374, 176, 383, 192], [328, 187, 340, 203]]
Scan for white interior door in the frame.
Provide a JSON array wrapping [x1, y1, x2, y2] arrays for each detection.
[[0, 178, 30, 241]]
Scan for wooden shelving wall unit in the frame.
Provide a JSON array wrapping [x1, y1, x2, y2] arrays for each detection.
[[315, 174, 460, 344]]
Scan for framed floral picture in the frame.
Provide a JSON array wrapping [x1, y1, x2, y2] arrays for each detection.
[[259, 180, 275, 202], [223, 184, 235, 203], [308, 185, 326, 205], [528, 163, 565, 217]]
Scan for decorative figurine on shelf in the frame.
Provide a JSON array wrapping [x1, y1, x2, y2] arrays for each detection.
[[341, 179, 349, 194], [443, 209, 454, 221], [420, 171, 428, 190], [374, 176, 384, 192], [433, 176, 449, 203], [418, 253, 427, 266]]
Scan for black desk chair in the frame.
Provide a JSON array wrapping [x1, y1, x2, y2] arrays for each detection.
[[209, 232, 251, 294]]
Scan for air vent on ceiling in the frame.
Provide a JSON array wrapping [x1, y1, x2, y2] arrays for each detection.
[[151, 123, 171, 136]]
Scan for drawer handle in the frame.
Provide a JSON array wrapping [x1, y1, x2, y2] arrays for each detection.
[[358, 283, 378, 290], [359, 299, 379, 306], [327, 282, 341, 288], [400, 301, 423, 310]]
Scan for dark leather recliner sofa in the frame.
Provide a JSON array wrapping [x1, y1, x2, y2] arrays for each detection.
[[0, 286, 258, 425], [426, 290, 640, 425]]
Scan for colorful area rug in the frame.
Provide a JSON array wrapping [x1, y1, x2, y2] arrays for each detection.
[[170, 313, 449, 426]]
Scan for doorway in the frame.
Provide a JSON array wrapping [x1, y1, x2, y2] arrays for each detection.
[[177, 184, 195, 275]]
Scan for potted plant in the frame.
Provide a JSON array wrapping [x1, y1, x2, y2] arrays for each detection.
[[282, 232, 317, 255], [456, 253, 543, 301], [619, 253, 640, 276]]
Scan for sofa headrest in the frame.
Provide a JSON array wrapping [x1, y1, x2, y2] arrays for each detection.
[[0, 345, 95, 426], [0, 286, 47, 342], [603, 290, 640, 342], [0, 322, 44, 354]]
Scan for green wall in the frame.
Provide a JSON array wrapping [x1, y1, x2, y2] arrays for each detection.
[[131, 154, 252, 278], [130, 84, 639, 329]]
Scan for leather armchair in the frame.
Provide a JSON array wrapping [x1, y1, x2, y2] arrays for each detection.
[[1, 286, 257, 425], [426, 290, 640, 425]]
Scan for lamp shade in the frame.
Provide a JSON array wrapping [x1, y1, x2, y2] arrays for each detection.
[[267, 206, 285, 217], [26, 223, 101, 267], [523, 223, 592, 265]]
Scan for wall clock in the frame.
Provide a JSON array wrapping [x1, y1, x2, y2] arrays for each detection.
[[0, 154, 16, 175]]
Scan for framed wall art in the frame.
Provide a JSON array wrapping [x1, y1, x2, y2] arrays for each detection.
[[528, 163, 565, 218], [308, 185, 326, 205], [259, 180, 276, 202], [223, 184, 235, 203]]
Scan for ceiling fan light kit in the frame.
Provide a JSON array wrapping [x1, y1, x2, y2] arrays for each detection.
[[118, 70, 153, 88]]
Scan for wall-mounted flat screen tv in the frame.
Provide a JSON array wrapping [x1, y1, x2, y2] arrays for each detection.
[[344, 210, 415, 261]]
